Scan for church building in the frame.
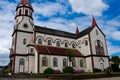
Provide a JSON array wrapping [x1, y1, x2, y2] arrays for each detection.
[[9, 0, 110, 73]]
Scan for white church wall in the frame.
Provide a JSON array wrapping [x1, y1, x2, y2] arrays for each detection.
[[28, 56, 35, 73], [85, 57, 93, 72], [39, 54, 85, 73], [90, 26, 108, 55], [14, 56, 28, 73], [17, 17, 33, 32], [36, 32, 76, 48], [77, 35, 91, 56], [16, 32, 33, 54], [93, 57, 109, 70]]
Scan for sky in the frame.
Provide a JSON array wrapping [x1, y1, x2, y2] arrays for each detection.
[[0, 0, 120, 66]]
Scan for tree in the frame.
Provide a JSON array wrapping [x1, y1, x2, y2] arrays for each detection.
[[111, 56, 120, 63], [111, 56, 120, 72], [65, 49, 75, 66]]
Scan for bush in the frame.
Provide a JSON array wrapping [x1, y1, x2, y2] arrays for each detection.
[[93, 68, 102, 72], [104, 67, 112, 75], [74, 69, 84, 73], [54, 69, 61, 74], [63, 67, 74, 73], [111, 63, 120, 72], [43, 68, 54, 74]]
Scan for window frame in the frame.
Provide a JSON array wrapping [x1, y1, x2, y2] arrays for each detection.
[[48, 40, 52, 46], [42, 57, 48, 67], [53, 58, 58, 67], [23, 38, 26, 45], [38, 38, 42, 45]]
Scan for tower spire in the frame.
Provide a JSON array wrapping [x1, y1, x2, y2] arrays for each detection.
[[75, 25, 79, 34], [92, 16, 97, 27], [20, 0, 31, 6]]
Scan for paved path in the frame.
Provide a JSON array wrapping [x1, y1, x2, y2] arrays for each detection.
[[0, 77, 120, 80], [0, 78, 50, 80], [86, 77, 120, 80]]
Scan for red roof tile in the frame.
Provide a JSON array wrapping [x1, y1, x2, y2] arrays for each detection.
[[35, 45, 83, 57]]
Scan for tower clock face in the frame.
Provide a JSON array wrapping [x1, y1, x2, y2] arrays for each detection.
[[23, 23, 28, 29]]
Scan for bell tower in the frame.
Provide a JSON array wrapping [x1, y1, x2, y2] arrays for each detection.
[[10, 0, 34, 73], [14, 0, 34, 31]]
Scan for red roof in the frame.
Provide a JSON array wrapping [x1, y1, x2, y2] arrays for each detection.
[[20, 0, 32, 8], [35, 45, 83, 57], [75, 26, 79, 34], [92, 16, 97, 27]]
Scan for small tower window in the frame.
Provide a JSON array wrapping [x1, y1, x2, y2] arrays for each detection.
[[48, 40, 52, 45], [25, 9, 28, 16], [96, 30, 98, 35], [23, 38, 26, 45], [56, 41, 60, 47], [19, 9, 22, 15], [85, 40, 88, 46]]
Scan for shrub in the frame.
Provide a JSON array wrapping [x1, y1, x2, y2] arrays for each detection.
[[93, 68, 102, 72], [43, 68, 54, 74], [104, 67, 112, 75], [54, 69, 61, 74], [74, 69, 84, 73], [63, 67, 74, 73], [111, 63, 120, 72]]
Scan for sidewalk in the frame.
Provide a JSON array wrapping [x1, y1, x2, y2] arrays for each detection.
[[86, 77, 120, 80]]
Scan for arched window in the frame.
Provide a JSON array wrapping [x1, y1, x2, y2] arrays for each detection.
[[95, 40, 104, 55], [53, 58, 58, 67], [63, 58, 67, 67], [85, 40, 88, 46], [78, 43, 81, 48], [72, 43, 76, 48], [30, 48, 34, 53], [19, 58, 25, 72], [72, 59, 76, 67], [96, 30, 98, 35], [42, 57, 48, 67], [19, 58, 24, 65], [48, 40, 52, 45], [56, 41, 60, 47], [80, 59, 84, 67], [25, 9, 28, 16], [19, 9, 21, 15], [65, 42, 68, 48], [38, 38, 42, 44], [23, 38, 26, 45]]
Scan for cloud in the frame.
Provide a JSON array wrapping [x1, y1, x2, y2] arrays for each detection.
[[32, 2, 67, 17], [108, 45, 120, 56], [0, 0, 16, 65], [68, 0, 109, 16], [111, 31, 120, 40]]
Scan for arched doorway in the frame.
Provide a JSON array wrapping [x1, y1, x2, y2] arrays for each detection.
[[19, 58, 25, 73]]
